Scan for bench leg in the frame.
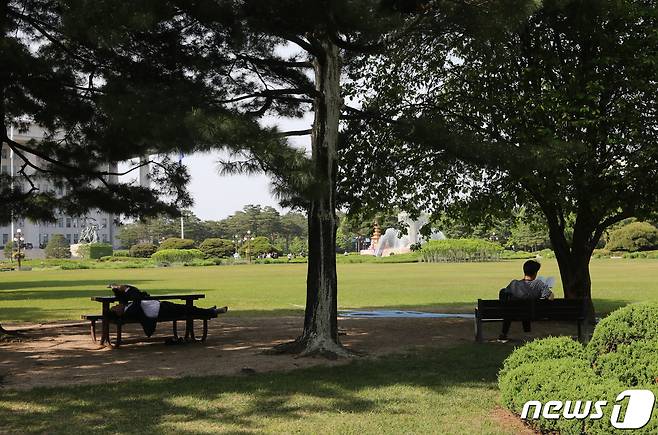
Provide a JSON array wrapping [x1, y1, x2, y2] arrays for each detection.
[[172, 320, 178, 339], [115, 323, 122, 348], [90, 320, 97, 343], [201, 319, 208, 342], [475, 309, 483, 343], [185, 300, 196, 341]]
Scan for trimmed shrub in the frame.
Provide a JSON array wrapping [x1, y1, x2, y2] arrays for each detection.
[[198, 238, 235, 258], [157, 238, 196, 251], [419, 238, 503, 262], [113, 249, 130, 257], [499, 358, 612, 435], [151, 249, 204, 263], [45, 235, 71, 258], [605, 221, 658, 252], [499, 336, 585, 379], [593, 339, 658, 386], [586, 302, 658, 359], [77, 243, 113, 260], [130, 243, 157, 258]]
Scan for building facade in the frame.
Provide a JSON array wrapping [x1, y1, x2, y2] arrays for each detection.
[[1, 126, 121, 249]]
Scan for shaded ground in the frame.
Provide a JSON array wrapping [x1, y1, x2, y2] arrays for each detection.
[[0, 315, 576, 391]]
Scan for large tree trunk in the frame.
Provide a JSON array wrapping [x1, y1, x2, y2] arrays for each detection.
[[548, 221, 597, 331], [270, 37, 349, 358]]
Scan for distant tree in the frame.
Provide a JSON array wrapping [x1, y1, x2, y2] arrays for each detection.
[[3, 241, 12, 259], [605, 222, 658, 253], [45, 235, 70, 259], [240, 236, 279, 257]]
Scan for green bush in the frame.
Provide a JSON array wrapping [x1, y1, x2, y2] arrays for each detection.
[[3, 241, 12, 259], [605, 221, 658, 252], [499, 250, 535, 259], [198, 238, 235, 258], [535, 248, 555, 259], [593, 339, 658, 386], [130, 243, 157, 258], [77, 243, 113, 260], [151, 249, 204, 263], [419, 238, 503, 262], [499, 336, 585, 379], [239, 236, 280, 257], [45, 235, 71, 258], [500, 303, 658, 434], [157, 238, 196, 251], [586, 302, 658, 359], [113, 249, 130, 257]]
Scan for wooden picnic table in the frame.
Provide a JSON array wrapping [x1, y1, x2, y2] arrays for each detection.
[[91, 294, 206, 346]]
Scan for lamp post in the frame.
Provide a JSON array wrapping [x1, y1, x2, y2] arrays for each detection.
[[13, 228, 24, 269]]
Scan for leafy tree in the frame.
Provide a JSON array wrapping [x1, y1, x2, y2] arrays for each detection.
[[45, 234, 70, 258], [289, 236, 309, 257], [198, 238, 235, 259], [239, 236, 279, 258], [605, 222, 658, 252], [344, 0, 658, 315]]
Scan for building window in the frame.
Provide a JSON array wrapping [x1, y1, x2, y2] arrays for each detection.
[[72, 218, 78, 228], [73, 233, 79, 243], [102, 233, 108, 242], [66, 218, 71, 228], [65, 234, 71, 243], [2, 234, 8, 244], [101, 218, 108, 229], [58, 218, 64, 228]]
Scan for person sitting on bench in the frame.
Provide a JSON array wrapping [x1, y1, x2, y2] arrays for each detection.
[[108, 284, 227, 337], [498, 260, 554, 340]]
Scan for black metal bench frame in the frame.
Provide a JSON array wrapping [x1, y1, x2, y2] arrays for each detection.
[[474, 298, 587, 342], [83, 294, 218, 348]]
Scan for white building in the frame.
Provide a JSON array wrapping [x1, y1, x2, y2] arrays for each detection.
[[1, 126, 123, 249]]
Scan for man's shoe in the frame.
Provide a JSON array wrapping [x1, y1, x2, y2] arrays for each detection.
[[497, 334, 509, 342], [212, 306, 229, 315]]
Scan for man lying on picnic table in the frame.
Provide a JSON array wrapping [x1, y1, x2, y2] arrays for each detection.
[[108, 284, 228, 337], [497, 260, 554, 341]]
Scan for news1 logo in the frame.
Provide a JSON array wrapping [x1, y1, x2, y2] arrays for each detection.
[[521, 390, 655, 429]]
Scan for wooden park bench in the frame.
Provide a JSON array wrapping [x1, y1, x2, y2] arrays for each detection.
[[82, 294, 220, 348], [474, 298, 588, 342]]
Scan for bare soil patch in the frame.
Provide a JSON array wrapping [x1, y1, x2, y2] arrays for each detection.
[[0, 315, 576, 390]]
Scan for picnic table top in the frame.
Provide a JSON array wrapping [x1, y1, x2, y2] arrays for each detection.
[[91, 294, 205, 302]]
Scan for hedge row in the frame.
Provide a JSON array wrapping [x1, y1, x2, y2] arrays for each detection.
[[150, 249, 205, 263], [419, 238, 503, 262], [499, 303, 658, 434]]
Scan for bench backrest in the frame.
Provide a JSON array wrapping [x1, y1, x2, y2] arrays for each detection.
[[477, 299, 587, 321]]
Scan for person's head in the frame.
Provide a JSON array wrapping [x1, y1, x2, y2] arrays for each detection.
[[523, 260, 541, 278]]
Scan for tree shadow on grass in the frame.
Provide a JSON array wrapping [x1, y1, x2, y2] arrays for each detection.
[[0, 279, 154, 292], [0, 343, 514, 434]]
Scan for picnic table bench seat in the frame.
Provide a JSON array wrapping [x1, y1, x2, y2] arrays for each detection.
[[474, 298, 587, 342], [82, 293, 221, 347]]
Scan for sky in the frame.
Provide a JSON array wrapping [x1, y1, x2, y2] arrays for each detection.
[[183, 112, 314, 220]]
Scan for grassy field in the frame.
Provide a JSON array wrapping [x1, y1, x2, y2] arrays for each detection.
[[1, 258, 658, 322], [0, 344, 517, 435]]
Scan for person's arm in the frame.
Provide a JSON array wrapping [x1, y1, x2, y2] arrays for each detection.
[[539, 282, 554, 300]]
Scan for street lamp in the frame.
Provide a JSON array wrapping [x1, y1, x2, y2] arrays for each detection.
[[13, 228, 25, 269]]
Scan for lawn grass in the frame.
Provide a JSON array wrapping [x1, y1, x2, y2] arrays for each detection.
[[1, 258, 658, 322], [0, 344, 516, 435]]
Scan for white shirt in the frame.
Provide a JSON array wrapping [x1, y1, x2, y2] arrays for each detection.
[[126, 300, 161, 318]]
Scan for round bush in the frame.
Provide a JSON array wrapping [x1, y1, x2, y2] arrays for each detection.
[[113, 249, 130, 257], [499, 336, 585, 379], [151, 249, 204, 263], [593, 339, 658, 387], [130, 243, 157, 258], [45, 235, 71, 259], [499, 358, 611, 435], [605, 221, 658, 252], [157, 238, 196, 251], [586, 302, 658, 359], [198, 238, 235, 258]]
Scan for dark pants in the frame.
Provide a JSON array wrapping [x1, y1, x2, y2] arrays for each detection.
[[501, 319, 531, 336], [158, 301, 214, 319]]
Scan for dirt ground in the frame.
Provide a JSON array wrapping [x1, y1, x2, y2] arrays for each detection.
[[0, 315, 576, 392]]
